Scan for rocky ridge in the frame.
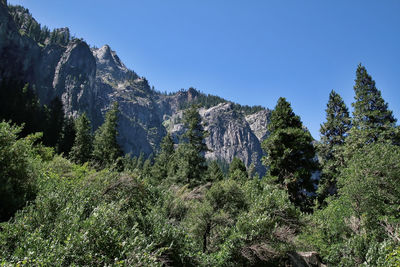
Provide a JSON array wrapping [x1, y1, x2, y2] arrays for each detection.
[[0, 1, 271, 174]]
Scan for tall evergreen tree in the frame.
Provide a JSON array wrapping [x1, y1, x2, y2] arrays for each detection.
[[228, 157, 248, 181], [43, 97, 64, 148], [57, 117, 76, 156], [262, 97, 318, 211], [347, 64, 397, 148], [181, 104, 208, 154], [205, 160, 224, 182], [70, 113, 93, 164], [92, 102, 123, 168], [152, 134, 175, 182], [173, 105, 208, 187], [0, 80, 44, 137], [317, 90, 351, 203]]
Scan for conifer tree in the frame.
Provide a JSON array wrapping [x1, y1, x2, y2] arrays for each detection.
[[152, 134, 175, 182], [228, 157, 248, 181], [92, 102, 123, 168], [43, 97, 64, 148], [347, 64, 397, 149], [182, 104, 208, 154], [57, 117, 76, 156], [70, 113, 93, 164], [206, 160, 224, 182], [318, 90, 351, 202], [173, 105, 208, 187], [262, 97, 318, 211]]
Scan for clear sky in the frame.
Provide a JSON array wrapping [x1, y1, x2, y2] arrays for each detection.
[[8, 0, 400, 139]]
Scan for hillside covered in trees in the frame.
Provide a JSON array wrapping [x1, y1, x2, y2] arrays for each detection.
[[1, 2, 400, 266]]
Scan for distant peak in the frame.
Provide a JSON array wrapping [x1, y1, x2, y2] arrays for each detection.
[[93, 44, 114, 62], [101, 44, 111, 51], [99, 44, 112, 55]]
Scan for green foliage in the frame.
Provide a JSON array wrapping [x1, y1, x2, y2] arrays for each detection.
[[0, 157, 188, 265], [171, 105, 208, 187], [43, 97, 65, 149], [185, 179, 248, 253], [0, 80, 44, 137], [262, 97, 318, 211], [92, 102, 123, 169], [2, 55, 400, 266], [346, 64, 398, 151], [8, 5, 71, 46], [151, 134, 174, 183], [0, 122, 42, 222], [70, 113, 93, 164], [8, 5, 49, 45], [338, 143, 400, 227], [228, 157, 248, 181], [317, 90, 351, 203], [206, 160, 224, 182], [267, 97, 302, 132], [215, 182, 301, 265], [352, 64, 396, 131], [0, 80, 74, 152], [57, 116, 76, 156], [303, 143, 400, 266]]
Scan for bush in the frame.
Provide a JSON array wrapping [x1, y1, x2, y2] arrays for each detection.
[[0, 121, 43, 222]]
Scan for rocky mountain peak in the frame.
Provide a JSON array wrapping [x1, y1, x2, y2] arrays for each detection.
[[92, 44, 137, 84], [187, 87, 199, 101], [1, 2, 271, 172], [93, 44, 113, 64]]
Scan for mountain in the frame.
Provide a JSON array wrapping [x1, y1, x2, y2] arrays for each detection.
[[0, 1, 270, 174]]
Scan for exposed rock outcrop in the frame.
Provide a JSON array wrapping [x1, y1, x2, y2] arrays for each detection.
[[0, 0, 40, 82], [165, 103, 267, 174], [0, 1, 271, 171], [53, 40, 97, 117]]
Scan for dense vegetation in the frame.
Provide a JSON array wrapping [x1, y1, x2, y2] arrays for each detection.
[[2, 5, 400, 261], [2, 2, 399, 265], [1, 63, 399, 266]]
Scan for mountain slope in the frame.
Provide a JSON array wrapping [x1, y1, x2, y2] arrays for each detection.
[[0, 2, 270, 174]]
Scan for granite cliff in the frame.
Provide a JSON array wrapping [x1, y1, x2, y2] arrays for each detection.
[[0, 1, 271, 174]]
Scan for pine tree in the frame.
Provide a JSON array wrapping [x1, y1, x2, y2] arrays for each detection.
[[70, 113, 93, 164], [92, 102, 123, 168], [347, 64, 397, 148], [206, 160, 224, 182], [43, 97, 64, 148], [228, 157, 247, 181], [152, 134, 175, 182], [182, 104, 208, 154], [57, 116, 76, 156], [173, 105, 208, 187], [262, 97, 318, 211], [317, 90, 351, 203]]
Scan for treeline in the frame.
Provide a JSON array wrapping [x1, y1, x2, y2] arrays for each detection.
[[0, 79, 75, 153], [8, 5, 71, 46], [0, 64, 400, 266], [178, 87, 265, 115]]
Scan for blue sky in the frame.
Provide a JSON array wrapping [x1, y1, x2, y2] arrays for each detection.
[[8, 0, 400, 139]]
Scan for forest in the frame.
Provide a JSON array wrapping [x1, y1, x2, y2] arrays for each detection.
[[0, 63, 399, 266]]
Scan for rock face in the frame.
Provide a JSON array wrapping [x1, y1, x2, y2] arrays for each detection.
[[200, 103, 266, 174], [0, 0, 40, 82], [0, 1, 271, 173], [246, 109, 271, 142]]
